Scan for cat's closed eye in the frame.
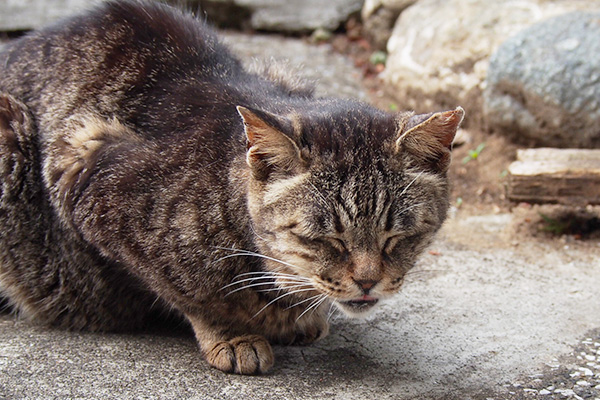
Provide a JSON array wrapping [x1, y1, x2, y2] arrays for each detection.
[[383, 235, 402, 255], [383, 233, 423, 258], [323, 237, 348, 254]]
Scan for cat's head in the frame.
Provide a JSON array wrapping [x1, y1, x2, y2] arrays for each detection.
[[238, 100, 464, 317]]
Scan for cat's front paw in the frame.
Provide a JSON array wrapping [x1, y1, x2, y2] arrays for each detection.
[[205, 334, 274, 375]]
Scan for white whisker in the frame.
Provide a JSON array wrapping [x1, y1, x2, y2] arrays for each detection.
[[257, 283, 313, 294], [220, 275, 310, 292], [399, 171, 424, 198], [212, 247, 306, 272], [327, 300, 338, 322], [284, 293, 324, 310], [398, 202, 426, 215], [295, 295, 328, 322], [249, 222, 269, 242], [308, 181, 329, 208], [252, 287, 316, 319], [231, 271, 312, 281], [225, 281, 311, 297]]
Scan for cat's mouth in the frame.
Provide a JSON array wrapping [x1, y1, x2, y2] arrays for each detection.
[[339, 295, 379, 314]]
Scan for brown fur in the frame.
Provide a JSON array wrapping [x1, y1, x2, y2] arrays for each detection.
[[0, 0, 463, 374]]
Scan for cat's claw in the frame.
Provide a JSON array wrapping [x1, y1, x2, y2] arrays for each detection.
[[205, 335, 274, 375]]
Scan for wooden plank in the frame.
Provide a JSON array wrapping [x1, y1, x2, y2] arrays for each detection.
[[507, 148, 600, 205]]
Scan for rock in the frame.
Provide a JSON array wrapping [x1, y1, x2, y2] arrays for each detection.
[[361, 0, 417, 50], [0, 0, 97, 31], [383, 0, 600, 126], [483, 12, 600, 148], [198, 0, 364, 33], [0, 0, 363, 34], [223, 32, 369, 101]]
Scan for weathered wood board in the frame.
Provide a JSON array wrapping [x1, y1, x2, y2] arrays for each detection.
[[508, 148, 600, 205]]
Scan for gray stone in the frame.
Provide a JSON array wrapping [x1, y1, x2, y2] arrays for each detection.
[[223, 32, 368, 101], [483, 12, 600, 148], [0, 0, 98, 31], [361, 0, 417, 50], [383, 0, 600, 124], [199, 0, 364, 32], [0, 0, 363, 34]]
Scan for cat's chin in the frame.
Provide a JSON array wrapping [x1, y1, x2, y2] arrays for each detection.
[[335, 296, 380, 318]]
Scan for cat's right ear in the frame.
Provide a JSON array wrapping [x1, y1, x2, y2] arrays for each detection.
[[395, 107, 464, 173], [237, 106, 303, 180]]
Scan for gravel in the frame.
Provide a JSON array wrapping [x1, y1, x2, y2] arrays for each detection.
[[505, 330, 600, 400]]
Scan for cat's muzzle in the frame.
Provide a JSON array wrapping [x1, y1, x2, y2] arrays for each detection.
[[338, 295, 379, 315]]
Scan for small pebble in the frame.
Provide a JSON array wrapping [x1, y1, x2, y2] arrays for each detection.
[[539, 389, 552, 395]]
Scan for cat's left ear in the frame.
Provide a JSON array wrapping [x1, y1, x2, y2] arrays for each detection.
[[237, 106, 303, 180], [395, 107, 465, 173]]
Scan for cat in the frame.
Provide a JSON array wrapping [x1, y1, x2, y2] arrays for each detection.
[[0, 0, 464, 375]]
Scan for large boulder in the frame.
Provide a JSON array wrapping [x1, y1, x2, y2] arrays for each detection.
[[198, 0, 364, 32], [383, 0, 600, 126], [361, 0, 417, 50], [484, 12, 600, 148]]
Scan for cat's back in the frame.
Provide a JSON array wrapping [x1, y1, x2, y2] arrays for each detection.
[[0, 0, 243, 130]]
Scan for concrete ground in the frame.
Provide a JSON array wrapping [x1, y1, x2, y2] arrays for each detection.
[[1, 32, 600, 400], [2, 211, 599, 399]]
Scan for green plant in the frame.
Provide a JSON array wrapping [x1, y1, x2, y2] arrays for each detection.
[[539, 213, 571, 235], [369, 51, 387, 66], [462, 143, 486, 164]]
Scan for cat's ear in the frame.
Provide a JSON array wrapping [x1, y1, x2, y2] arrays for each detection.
[[237, 106, 303, 180], [395, 107, 464, 173]]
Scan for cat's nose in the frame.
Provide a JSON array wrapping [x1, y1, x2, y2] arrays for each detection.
[[353, 279, 379, 295]]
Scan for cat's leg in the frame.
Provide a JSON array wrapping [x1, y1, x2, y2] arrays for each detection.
[[187, 315, 274, 375], [41, 115, 276, 372]]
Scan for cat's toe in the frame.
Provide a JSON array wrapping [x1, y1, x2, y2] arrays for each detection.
[[206, 335, 274, 375]]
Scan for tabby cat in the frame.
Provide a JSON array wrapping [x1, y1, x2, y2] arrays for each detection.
[[0, 0, 464, 374]]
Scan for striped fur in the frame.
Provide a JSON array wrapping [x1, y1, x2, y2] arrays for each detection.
[[0, 0, 463, 374]]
